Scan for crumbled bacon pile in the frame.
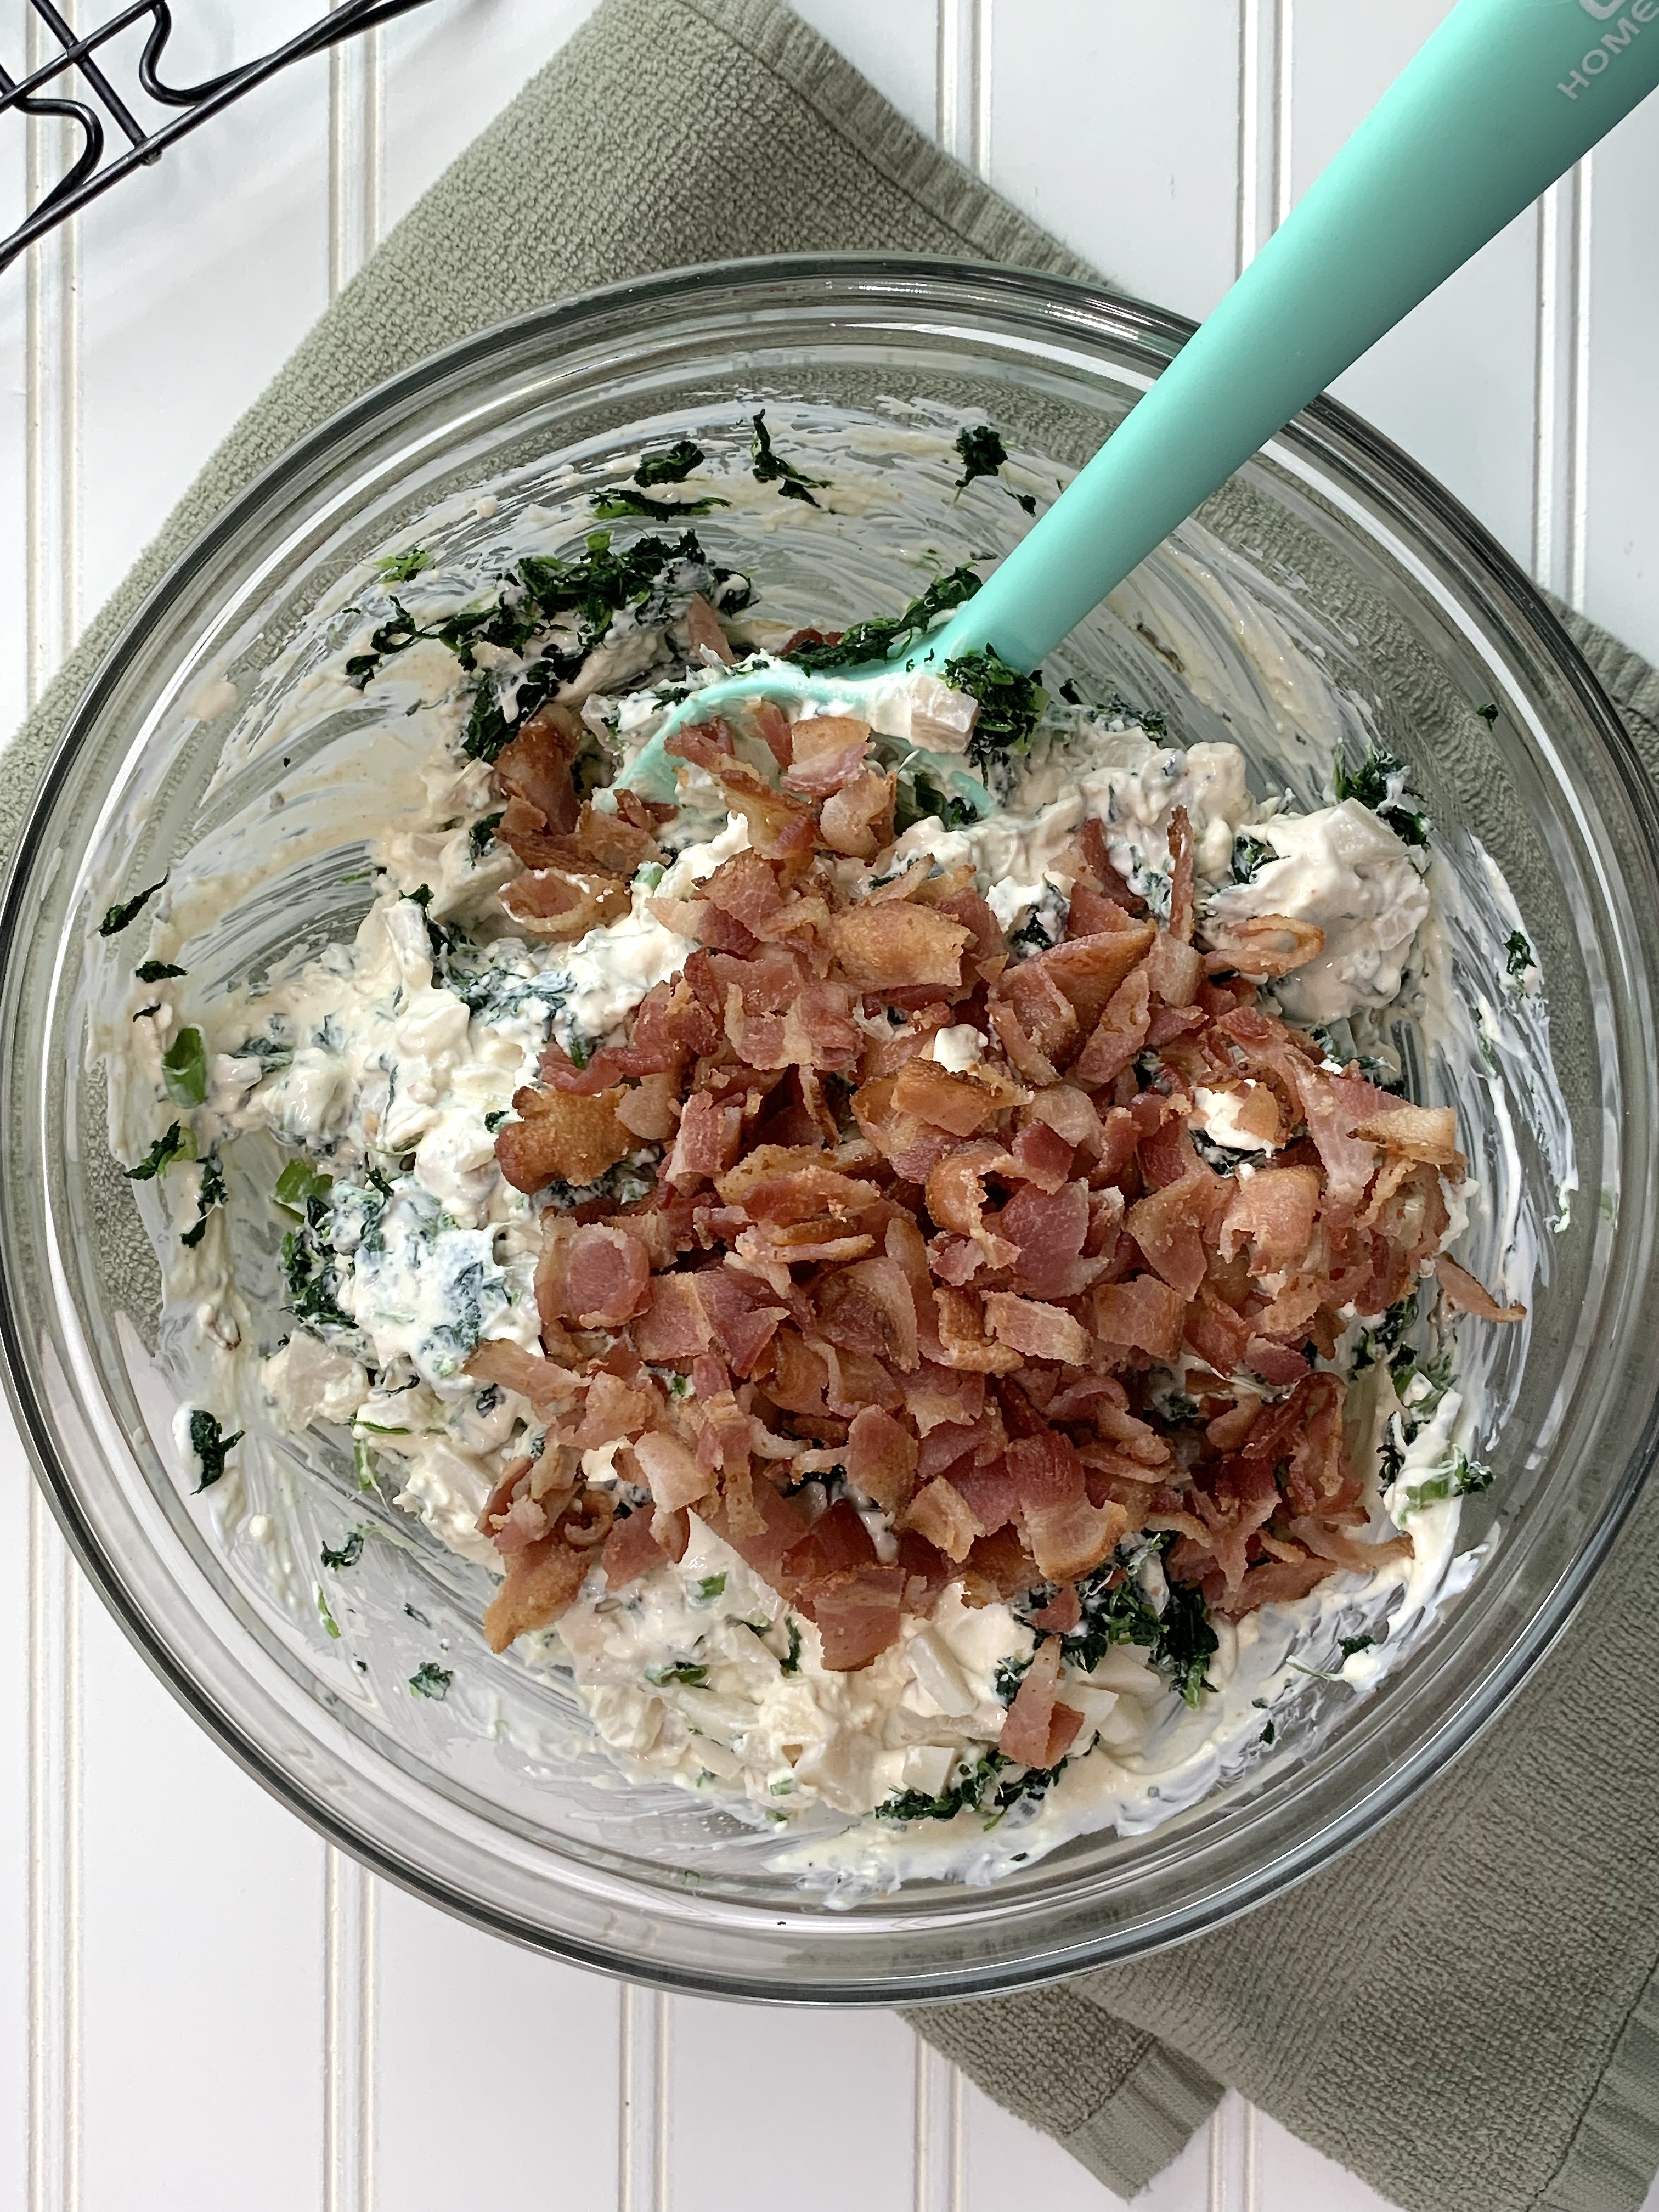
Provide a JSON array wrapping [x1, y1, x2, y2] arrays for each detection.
[[466, 696, 1519, 1730]]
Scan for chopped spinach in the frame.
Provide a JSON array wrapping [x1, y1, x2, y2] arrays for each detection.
[[945, 647, 1048, 774], [791, 566, 982, 675], [483, 1109, 509, 1133], [875, 1747, 1070, 1825], [409, 1662, 453, 1700], [99, 877, 167, 937], [1024, 1537, 1217, 1707], [646, 1661, 709, 1687], [1476, 702, 1499, 725], [895, 771, 975, 834], [1353, 1293, 1418, 1373], [321, 1527, 367, 1572], [780, 1617, 803, 1675], [377, 548, 432, 583], [952, 422, 1037, 514], [1333, 744, 1429, 847], [125, 1122, 191, 1181], [1339, 1633, 1375, 1661], [1505, 928, 1534, 979], [180, 1152, 227, 1248], [1231, 831, 1274, 884], [188, 1409, 242, 1492], [469, 811, 503, 862], [281, 1195, 353, 1331], [1259, 1719, 1276, 1745], [749, 409, 828, 505], [161, 1026, 208, 1108], [634, 437, 706, 487], [135, 959, 185, 982], [591, 487, 727, 522]]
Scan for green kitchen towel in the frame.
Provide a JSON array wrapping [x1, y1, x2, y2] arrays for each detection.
[[12, 5, 1659, 2209]]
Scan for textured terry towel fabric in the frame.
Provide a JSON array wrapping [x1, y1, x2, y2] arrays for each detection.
[[10, 5, 1659, 2210]]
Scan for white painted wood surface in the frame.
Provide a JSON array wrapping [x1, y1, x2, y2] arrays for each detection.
[[3, 4, 1657, 2206]]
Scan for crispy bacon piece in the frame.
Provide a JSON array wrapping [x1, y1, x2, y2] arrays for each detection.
[[893, 1055, 1019, 1137], [1355, 1102, 1464, 1171], [683, 592, 735, 665], [494, 703, 582, 834], [482, 1531, 586, 1650], [901, 1477, 984, 1561], [845, 1404, 919, 1510], [633, 1430, 714, 1511], [983, 1292, 1092, 1365], [1436, 1254, 1526, 1323], [1204, 912, 1325, 979], [809, 1563, 909, 1670], [1032, 926, 1156, 1032], [998, 1639, 1085, 1768], [601, 1506, 668, 1589], [1073, 966, 1152, 1087], [1091, 1276, 1186, 1360], [495, 1084, 630, 1193], [782, 715, 872, 795], [830, 905, 971, 990], [1008, 1431, 1127, 1582], [1127, 1170, 1228, 1300], [560, 1224, 652, 1328], [465, 1338, 582, 1414], [1218, 1165, 1321, 1275], [500, 866, 631, 942]]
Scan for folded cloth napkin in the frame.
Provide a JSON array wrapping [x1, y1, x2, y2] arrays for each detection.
[[13, 5, 1659, 2208]]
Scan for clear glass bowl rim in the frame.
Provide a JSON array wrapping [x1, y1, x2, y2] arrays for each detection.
[[4, 252, 1659, 2004]]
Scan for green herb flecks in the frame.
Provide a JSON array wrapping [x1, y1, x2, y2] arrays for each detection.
[[634, 437, 706, 487], [125, 1121, 192, 1181], [469, 811, 503, 862], [876, 1747, 1070, 1826], [1505, 928, 1534, 980], [409, 1662, 453, 1700], [134, 959, 186, 982], [1476, 702, 1499, 725], [317, 1589, 342, 1639], [1231, 831, 1274, 884], [791, 566, 982, 676], [484, 1109, 509, 1133], [749, 409, 828, 505], [945, 647, 1048, 776], [274, 1159, 334, 1215], [322, 1527, 367, 1572], [1404, 1453, 1494, 1511], [161, 1026, 208, 1107], [99, 877, 167, 937], [591, 487, 727, 522], [691, 1573, 727, 1606], [377, 548, 432, 583], [780, 1618, 802, 1675], [180, 1152, 227, 1248], [188, 1409, 242, 1492], [952, 422, 1037, 514], [1332, 745, 1429, 848], [646, 1661, 709, 1688]]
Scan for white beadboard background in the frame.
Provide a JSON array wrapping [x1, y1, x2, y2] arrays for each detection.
[[2, 4, 1657, 2208]]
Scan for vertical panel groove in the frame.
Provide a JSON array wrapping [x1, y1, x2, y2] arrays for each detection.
[[324, 24, 383, 2207], [323, 1854, 377, 2212], [618, 1986, 670, 2212], [912, 2035, 965, 2212], [935, 0, 990, 177], [1530, 154, 1594, 606], [1236, 0, 1289, 272], [24, 9, 82, 2209]]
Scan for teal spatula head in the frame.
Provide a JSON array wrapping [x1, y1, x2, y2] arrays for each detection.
[[623, 0, 1659, 809]]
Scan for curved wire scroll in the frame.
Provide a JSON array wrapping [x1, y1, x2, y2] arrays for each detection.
[[1, 0, 441, 271]]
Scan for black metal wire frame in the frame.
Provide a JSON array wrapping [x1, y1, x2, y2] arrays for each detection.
[[1, 0, 442, 270]]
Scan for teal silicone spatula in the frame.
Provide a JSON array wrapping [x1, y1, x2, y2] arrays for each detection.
[[625, 0, 1659, 809]]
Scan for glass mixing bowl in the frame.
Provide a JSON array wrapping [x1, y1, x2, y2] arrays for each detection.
[[4, 256, 1659, 2003]]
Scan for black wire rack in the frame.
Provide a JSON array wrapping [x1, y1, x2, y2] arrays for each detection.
[[2, 0, 442, 272]]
